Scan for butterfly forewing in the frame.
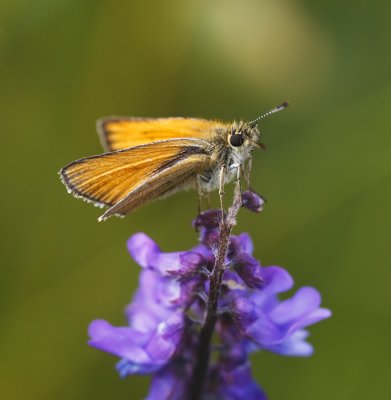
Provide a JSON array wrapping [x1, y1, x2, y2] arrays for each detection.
[[60, 138, 211, 217], [98, 117, 222, 151]]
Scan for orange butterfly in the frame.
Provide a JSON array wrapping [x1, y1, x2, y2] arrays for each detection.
[[59, 103, 288, 221]]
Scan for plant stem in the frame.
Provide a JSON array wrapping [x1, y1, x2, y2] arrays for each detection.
[[189, 183, 243, 400]]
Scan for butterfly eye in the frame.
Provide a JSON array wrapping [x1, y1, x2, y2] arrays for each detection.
[[229, 133, 244, 147]]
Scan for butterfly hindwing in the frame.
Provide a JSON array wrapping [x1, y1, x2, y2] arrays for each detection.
[[98, 153, 208, 220], [60, 138, 211, 219]]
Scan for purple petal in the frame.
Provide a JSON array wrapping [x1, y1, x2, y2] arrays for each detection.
[[269, 287, 332, 332], [146, 361, 189, 400], [126, 270, 178, 330], [269, 287, 321, 324], [144, 313, 185, 364], [88, 312, 185, 374], [128, 233, 189, 276], [88, 320, 150, 364], [246, 266, 294, 312], [234, 286, 331, 351], [232, 298, 282, 345], [261, 266, 294, 295], [190, 243, 214, 258], [193, 209, 223, 247], [209, 360, 268, 400], [116, 358, 160, 376], [151, 252, 188, 275], [193, 209, 222, 231], [232, 252, 263, 288], [127, 233, 160, 268], [266, 330, 314, 356], [165, 251, 211, 278], [242, 190, 265, 213], [237, 232, 254, 254], [247, 267, 293, 312]]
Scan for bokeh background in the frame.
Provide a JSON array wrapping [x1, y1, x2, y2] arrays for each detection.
[[1, 0, 390, 399]]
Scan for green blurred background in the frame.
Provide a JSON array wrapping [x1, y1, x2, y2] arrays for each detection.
[[1, 0, 390, 399]]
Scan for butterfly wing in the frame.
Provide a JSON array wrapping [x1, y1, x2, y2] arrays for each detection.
[[60, 138, 211, 220], [97, 117, 222, 151]]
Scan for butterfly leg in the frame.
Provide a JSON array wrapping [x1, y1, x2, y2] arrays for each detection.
[[229, 162, 242, 204], [243, 156, 252, 189], [219, 164, 227, 214], [196, 176, 210, 213], [196, 176, 202, 214]]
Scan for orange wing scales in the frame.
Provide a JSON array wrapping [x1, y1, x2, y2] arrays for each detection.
[[97, 117, 222, 151], [59, 139, 211, 219], [98, 154, 207, 221]]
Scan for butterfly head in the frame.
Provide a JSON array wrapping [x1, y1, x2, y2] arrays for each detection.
[[228, 122, 260, 150]]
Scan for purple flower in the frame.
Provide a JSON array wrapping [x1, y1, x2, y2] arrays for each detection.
[[88, 210, 331, 399]]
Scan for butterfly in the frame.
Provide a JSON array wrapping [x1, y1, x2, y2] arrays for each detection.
[[59, 102, 288, 221]]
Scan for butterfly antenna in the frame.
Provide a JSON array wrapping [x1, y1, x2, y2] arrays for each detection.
[[249, 101, 289, 127]]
